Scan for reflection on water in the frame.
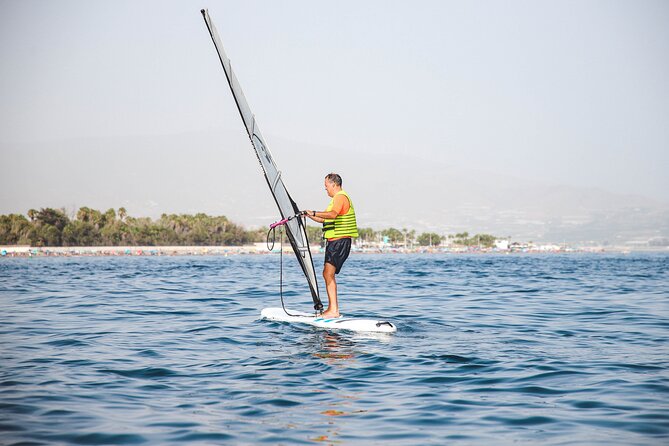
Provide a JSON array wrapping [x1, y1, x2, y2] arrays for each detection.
[[309, 331, 362, 444], [313, 332, 357, 362]]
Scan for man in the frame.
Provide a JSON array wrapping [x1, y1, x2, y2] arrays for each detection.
[[303, 173, 358, 318]]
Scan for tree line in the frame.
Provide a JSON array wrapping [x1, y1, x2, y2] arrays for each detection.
[[0, 208, 497, 248], [355, 229, 497, 248], [0, 207, 261, 247]]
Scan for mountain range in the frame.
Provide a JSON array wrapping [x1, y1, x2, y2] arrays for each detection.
[[2, 131, 667, 245]]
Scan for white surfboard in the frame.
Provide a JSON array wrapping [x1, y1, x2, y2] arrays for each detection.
[[261, 307, 397, 333]]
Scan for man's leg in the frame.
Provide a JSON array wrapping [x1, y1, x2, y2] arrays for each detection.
[[322, 262, 339, 318]]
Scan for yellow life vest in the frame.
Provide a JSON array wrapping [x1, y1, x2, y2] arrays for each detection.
[[322, 190, 359, 239]]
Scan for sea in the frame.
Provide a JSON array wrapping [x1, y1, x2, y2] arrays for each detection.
[[1, 253, 668, 445]]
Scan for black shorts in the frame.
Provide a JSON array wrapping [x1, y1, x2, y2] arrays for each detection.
[[324, 238, 352, 274]]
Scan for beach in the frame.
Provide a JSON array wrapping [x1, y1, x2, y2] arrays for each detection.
[[0, 243, 649, 258]]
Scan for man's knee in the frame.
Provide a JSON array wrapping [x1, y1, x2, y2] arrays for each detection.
[[323, 264, 336, 280]]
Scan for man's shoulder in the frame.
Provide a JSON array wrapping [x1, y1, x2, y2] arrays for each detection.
[[333, 193, 349, 206], [332, 192, 350, 215]]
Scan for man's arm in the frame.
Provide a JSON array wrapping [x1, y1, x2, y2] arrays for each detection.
[[303, 194, 347, 223], [302, 210, 337, 223]]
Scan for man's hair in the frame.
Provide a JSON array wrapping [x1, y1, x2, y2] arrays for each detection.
[[325, 173, 342, 187]]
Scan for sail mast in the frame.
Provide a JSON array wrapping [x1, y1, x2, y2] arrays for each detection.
[[201, 9, 322, 311]]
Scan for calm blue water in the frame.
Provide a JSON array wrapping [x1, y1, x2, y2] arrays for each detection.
[[1, 253, 668, 445]]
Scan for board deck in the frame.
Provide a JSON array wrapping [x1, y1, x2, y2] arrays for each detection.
[[261, 307, 397, 333]]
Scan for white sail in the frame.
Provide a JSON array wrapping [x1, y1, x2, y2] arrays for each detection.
[[201, 9, 322, 311]]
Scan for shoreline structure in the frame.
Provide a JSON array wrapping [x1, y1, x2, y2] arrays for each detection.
[[1, 244, 663, 258]]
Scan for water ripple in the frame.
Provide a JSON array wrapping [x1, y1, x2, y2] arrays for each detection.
[[1, 253, 668, 444]]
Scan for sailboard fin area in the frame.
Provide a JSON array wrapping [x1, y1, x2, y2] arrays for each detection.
[[261, 308, 397, 333], [201, 9, 322, 311]]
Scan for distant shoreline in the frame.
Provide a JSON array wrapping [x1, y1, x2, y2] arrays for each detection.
[[1, 244, 666, 258]]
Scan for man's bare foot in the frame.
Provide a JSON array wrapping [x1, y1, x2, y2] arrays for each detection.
[[320, 310, 340, 318]]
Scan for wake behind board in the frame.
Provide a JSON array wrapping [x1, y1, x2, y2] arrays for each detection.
[[261, 308, 397, 333]]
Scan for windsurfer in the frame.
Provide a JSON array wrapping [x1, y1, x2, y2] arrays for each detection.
[[303, 173, 359, 318]]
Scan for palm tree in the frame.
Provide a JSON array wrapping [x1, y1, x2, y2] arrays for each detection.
[[77, 207, 92, 222]]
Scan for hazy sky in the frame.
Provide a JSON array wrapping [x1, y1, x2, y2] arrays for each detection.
[[1, 0, 668, 223]]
